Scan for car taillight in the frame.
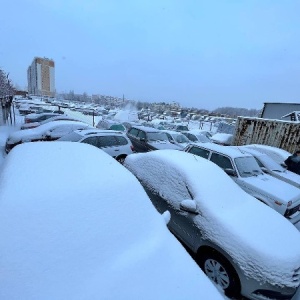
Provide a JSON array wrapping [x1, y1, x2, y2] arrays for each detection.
[[130, 145, 135, 152]]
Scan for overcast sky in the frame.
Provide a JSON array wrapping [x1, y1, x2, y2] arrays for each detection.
[[1, 0, 300, 110]]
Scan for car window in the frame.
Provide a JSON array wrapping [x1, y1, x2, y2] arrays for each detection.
[[174, 133, 189, 143], [185, 133, 197, 142], [115, 136, 128, 145], [137, 130, 146, 139], [97, 136, 118, 147], [234, 156, 263, 177], [81, 136, 99, 147], [110, 124, 125, 131], [196, 134, 211, 143], [128, 128, 139, 137], [210, 153, 233, 170], [147, 132, 168, 141], [188, 146, 210, 159]]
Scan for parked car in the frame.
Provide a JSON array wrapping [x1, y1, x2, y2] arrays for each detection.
[[0, 142, 223, 300], [161, 130, 190, 149], [182, 130, 212, 143], [172, 124, 189, 132], [242, 144, 292, 166], [21, 115, 83, 130], [127, 125, 182, 152], [96, 119, 126, 131], [57, 129, 134, 163], [210, 133, 233, 146], [233, 146, 300, 189], [5, 120, 91, 153], [184, 143, 300, 225], [125, 150, 300, 299], [24, 112, 62, 124]]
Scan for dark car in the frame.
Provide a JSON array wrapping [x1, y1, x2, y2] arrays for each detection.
[[24, 112, 61, 124], [127, 126, 182, 152]]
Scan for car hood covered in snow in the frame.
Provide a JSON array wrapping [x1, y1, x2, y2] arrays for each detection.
[[125, 150, 300, 288]]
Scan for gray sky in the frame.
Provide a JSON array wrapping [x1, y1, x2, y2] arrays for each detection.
[[1, 0, 300, 110]]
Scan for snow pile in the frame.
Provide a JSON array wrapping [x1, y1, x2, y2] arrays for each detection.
[[0, 142, 223, 300], [125, 150, 300, 288]]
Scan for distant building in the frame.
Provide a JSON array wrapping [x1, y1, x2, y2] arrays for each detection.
[[260, 102, 300, 120], [27, 57, 55, 97]]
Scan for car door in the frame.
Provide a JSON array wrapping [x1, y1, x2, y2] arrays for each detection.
[[144, 171, 199, 250], [187, 145, 210, 159], [209, 152, 239, 184], [127, 128, 141, 151]]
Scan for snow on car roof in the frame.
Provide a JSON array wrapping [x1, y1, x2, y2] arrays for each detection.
[[125, 150, 300, 288], [189, 142, 252, 158], [0, 142, 222, 300], [7, 120, 90, 143], [244, 144, 291, 164], [210, 133, 233, 143]]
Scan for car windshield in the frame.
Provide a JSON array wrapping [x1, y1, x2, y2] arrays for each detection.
[[257, 155, 285, 172], [147, 132, 169, 142], [234, 156, 264, 177], [57, 132, 82, 142], [173, 133, 189, 143], [109, 124, 125, 131], [195, 134, 211, 143]]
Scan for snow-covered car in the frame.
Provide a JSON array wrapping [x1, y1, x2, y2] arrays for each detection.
[[5, 120, 91, 153], [96, 119, 126, 131], [210, 133, 233, 146], [184, 143, 300, 225], [0, 142, 223, 300], [127, 125, 182, 152], [182, 129, 212, 143], [57, 128, 134, 163], [24, 112, 61, 124], [125, 150, 300, 299], [21, 115, 83, 130], [233, 146, 300, 189], [242, 144, 292, 166], [161, 129, 190, 149]]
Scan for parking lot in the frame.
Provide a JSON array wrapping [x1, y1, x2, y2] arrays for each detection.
[[1, 103, 300, 300]]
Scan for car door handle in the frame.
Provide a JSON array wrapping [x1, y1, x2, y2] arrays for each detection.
[[114, 149, 120, 151]]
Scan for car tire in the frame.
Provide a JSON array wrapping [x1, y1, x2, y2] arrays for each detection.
[[116, 155, 126, 164], [197, 251, 241, 298]]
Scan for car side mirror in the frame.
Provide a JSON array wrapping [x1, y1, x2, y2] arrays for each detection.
[[140, 137, 146, 142], [180, 200, 198, 214], [224, 168, 237, 177]]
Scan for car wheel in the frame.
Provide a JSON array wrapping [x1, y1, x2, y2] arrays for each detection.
[[198, 251, 241, 298], [116, 155, 126, 164]]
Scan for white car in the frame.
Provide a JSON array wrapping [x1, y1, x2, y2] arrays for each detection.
[[182, 129, 212, 143], [0, 142, 223, 300], [125, 150, 300, 300], [184, 142, 300, 225], [5, 120, 91, 153], [161, 129, 190, 149], [233, 145, 300, 189], [242, 144, 292, 165], [57, 128, 135, 163]]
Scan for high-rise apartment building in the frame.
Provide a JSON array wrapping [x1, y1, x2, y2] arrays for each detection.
[[27, 57, 55, 97]]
